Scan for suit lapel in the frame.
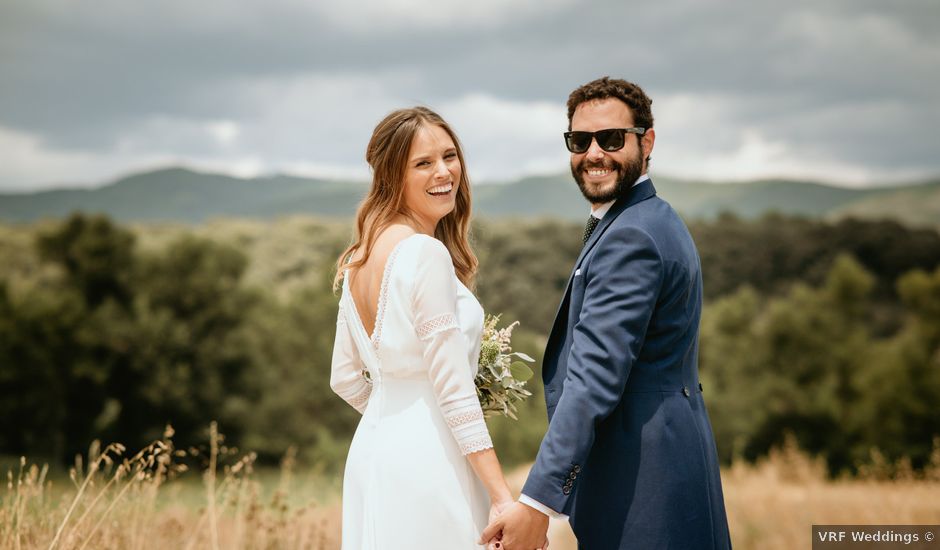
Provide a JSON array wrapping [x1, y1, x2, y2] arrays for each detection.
[[544, 179, 659, 362]]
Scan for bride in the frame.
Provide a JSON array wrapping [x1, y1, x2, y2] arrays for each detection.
[[330, 107, 523, 549]]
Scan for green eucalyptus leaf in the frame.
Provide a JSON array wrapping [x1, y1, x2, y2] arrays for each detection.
[[510, 361, 534, 381]]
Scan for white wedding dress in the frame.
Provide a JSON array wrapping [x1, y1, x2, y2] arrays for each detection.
[[330, 233, 492, 550]]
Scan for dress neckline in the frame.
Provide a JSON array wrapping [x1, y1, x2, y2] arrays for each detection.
[[345, 233, 421, 350]]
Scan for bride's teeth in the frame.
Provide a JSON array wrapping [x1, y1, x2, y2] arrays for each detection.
[[427, 183, 453, 194]]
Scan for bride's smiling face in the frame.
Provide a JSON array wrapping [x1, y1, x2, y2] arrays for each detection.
[[401, 124, 461, 230]]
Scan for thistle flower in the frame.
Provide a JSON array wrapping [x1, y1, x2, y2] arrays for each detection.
[[475, 314, 535, 419]]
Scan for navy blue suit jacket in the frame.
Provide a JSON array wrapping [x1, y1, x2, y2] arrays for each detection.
[[522, 179, 732, 549]]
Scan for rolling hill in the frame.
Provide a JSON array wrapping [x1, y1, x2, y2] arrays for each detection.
[[0, 167, 937, 225]]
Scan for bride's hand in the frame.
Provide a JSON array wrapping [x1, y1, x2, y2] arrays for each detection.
[[489, 499, 513, 521], [486, 500, 513, 549]]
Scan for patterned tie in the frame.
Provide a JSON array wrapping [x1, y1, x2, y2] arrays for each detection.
[[583, 215, 600, 245]]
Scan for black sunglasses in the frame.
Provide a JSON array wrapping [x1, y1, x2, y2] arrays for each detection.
[[563, 127, 646, 153]]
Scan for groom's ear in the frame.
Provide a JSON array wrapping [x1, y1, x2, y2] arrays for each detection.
[[642, 128, 656, 164]]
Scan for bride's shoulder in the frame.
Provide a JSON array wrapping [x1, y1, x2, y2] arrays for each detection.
[[374, 226, 443, 257], [365, 227, 445, 273], [410, 234, 451, 263], [387, 235, 453, 282], [373, 225, 417, 251]]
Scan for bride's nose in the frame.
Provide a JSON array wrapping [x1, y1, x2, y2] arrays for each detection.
[[434, 160, 450, 178]]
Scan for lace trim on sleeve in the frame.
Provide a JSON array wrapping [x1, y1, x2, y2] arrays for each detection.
[[445, 409, 484, 428], [441, 396, 493, 456], [349, 382, 372, 412], [337, 380, 372, 414], [416, 313, 459, 340], [461, 436, 494, 455]]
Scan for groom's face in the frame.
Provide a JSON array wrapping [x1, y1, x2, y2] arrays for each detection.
[[569, 98, 651, 206]]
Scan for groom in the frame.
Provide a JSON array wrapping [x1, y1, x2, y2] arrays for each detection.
[[482, 77, 732, 549]]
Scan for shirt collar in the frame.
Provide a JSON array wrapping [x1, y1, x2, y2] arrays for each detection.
[[591, 173, 649, 219]]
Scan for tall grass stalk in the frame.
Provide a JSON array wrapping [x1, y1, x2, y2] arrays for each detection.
[[5, 430, 938, 549], [2, 424, 335, 550]]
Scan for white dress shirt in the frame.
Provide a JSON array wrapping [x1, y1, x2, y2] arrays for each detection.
[[518, 173, 650, 520]]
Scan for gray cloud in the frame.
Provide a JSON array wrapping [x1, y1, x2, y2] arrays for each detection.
[[0, 0, 937, 189]]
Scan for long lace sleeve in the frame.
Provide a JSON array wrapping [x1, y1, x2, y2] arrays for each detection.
[[412, 238, 493, 455], [330, 299, 371, 414]]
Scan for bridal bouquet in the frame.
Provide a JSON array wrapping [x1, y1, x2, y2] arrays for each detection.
[[475, 314, 535, 419]]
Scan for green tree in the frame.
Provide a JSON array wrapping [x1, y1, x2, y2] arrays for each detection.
[[115, 236, 259, 449], [701, 255, 875, 473], [0, 281, 90, 460], [690, 212, 940, 306], [36, 213, 136, 309], [0, 213, 141, 460], [852, 267, 940, 469]]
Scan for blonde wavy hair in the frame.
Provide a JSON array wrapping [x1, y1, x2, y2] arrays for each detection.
[[333, 106, 478, 291]]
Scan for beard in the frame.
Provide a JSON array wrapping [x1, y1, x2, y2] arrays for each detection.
[[571, 149, 644, 204]]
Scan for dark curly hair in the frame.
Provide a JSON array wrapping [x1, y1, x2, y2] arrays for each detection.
[[566, 76, 653, 133]]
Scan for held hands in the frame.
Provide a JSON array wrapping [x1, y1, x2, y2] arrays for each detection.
[[486, 500, 513, 550], [490, 499, 514, 525], [480, 501, 550, 550]]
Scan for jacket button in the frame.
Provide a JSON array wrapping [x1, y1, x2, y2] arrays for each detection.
[[573, 465, 581, 473], [563, 487, 571, 495], [569, 472, 577, 480], [682, 386, 691, 397]]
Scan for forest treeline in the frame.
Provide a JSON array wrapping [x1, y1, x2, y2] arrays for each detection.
[[1, 212, 939, 476]]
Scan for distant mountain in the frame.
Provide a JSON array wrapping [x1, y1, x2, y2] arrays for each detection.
[[476, 174, 939, 224], [826, 181, 940, 227], [0, 168, 367, 224], [1, 167, 937, 225]]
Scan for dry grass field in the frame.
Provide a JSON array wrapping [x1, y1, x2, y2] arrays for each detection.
[[524, 440, 940, 550], [3, 430, 939, 550]]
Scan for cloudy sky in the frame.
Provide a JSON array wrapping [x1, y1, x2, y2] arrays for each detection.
[[1, 0, 937, 191]]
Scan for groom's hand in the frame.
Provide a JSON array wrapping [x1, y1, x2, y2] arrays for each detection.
[[479, 501, 549, 550]]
